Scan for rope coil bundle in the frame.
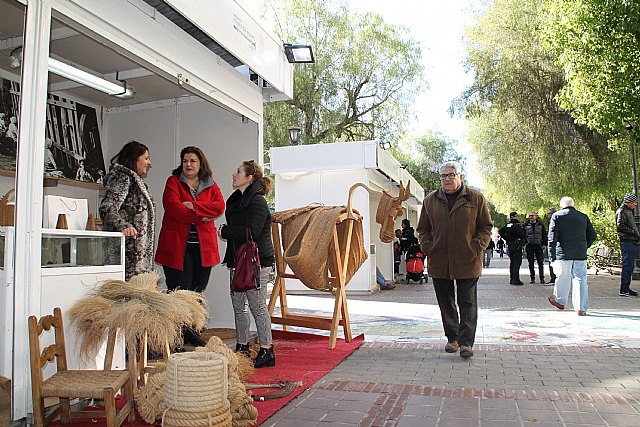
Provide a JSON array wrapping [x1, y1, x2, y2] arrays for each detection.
[[162, 402, 233, 427], [164, 352, 229, 412]]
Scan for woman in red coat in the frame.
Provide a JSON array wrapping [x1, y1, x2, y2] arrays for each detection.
[[155, 146, 224, 345]]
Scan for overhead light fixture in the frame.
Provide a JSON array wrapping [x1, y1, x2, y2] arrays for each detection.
[[288, 124, 301, 145], [283, 43, 315, 64], [9, 47, 22, 69], [48, 57, 135, 99]]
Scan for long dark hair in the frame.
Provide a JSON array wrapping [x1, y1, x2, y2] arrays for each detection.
[[171, 146, 212, 181], [110, 140, 148, 171], [242, 160, 272, 196]]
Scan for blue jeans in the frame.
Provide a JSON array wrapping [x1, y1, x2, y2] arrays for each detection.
[[376, 267, 387, 287], [552, 260, 588, 312], [231, 266, 274, 346], [620, 241, 637, 293]]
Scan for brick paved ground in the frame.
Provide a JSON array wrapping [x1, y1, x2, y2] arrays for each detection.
[[263, 258, 640, 426]]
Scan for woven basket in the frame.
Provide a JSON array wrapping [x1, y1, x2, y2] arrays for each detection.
[[164, 352, 228, 412]]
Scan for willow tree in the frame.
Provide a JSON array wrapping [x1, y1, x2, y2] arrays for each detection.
[[456, 0, 629, 213], [542, 0, 640, 142], [261, 0, 424, 150], [392, 130, 464, 194]]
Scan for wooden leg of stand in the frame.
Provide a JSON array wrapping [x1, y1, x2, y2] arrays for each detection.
[[162, 339, 170, 360], [138, 333, 148, 387], [340, 284, 352, 342], [104, 329, 117, 370], [127, 342, 138, 389], [329, 284, 343, 349]]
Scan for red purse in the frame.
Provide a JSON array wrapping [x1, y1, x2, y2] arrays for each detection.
[[231, 229, 261, 292]]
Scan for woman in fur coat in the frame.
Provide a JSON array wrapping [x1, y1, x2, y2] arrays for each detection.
[[99, 140, 155, 280]]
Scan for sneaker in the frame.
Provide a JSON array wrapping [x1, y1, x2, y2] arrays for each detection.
[[620, 291, 631, 297], [444, 340, 459, 353], [577, 310, 587, 316], [530, 278, 535, 284], [629, 289, 639, 296], [539, 279, 546, 284], [544, 281, 555, 286], [380, 283, 396, 290], [460, 346, 473, 359]]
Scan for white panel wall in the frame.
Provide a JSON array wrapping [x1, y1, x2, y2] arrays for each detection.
[[104, 98, 259, 329]]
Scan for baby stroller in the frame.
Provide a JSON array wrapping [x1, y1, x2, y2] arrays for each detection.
[[405, 244, 427, 284]]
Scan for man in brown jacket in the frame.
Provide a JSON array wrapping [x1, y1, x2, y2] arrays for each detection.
[[416, 161, 493, 359]]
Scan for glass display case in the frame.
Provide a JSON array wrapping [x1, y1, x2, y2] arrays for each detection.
[[0, 227, 126, 416]]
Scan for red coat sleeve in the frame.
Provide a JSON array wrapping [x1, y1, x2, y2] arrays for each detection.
[[162, 176, 198, 224], [193, 181, 225, 220]]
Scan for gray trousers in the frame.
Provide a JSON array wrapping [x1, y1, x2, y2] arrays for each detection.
[[231, 266, 274, 346]]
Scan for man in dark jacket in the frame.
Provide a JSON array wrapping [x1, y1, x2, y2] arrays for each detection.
[[547, 197, 597, 315], [523, 211, 547, 283], [615, 193, 640, 297], [416, 161, 492, 359], [499, 212, 526, 286]]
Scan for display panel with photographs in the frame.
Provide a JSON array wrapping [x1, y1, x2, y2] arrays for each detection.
[[0, 76, 106, 183]]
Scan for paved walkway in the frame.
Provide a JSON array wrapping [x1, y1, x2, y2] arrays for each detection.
[[264, 257, 640, 426]]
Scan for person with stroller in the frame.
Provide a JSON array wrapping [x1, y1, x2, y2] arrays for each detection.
[[405, 243, 427, 283], [399, 219, 418, 254]]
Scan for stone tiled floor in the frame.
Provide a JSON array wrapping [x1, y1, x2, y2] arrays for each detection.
[[263, 258, 640, 426]]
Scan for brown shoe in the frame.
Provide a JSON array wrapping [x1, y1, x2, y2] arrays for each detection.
[[548, 295, 565, 310], [577, 310, 587, 316], [444, 340, 459, 353], [460, 346, 474, 359]]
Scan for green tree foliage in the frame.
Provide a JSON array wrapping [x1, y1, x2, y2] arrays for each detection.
[[456, 0, 630, 215], [391, 130, 464, 194], [542, 0, 640, 141], [261, 0, 423, 152]]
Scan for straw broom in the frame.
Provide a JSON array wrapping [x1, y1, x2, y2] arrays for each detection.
[[68, 273, 208, 360]]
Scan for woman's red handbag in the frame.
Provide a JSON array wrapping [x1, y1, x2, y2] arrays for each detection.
[[231, 230, 261, 292]]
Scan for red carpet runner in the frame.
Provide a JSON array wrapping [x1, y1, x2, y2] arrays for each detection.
[[49, 330, 364, 426], [250, 330, 364, 425]]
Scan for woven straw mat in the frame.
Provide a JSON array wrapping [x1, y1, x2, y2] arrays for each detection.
[[272, 206, 367, 292]]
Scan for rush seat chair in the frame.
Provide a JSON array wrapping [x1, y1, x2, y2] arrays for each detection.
[[28, 307, 135, 427]]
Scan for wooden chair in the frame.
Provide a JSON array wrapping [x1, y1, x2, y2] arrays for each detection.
[[28, 307, 135, 427]]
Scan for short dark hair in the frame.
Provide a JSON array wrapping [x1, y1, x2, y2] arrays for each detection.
[[110, 140, 148, 171], [402, 219, 410, 227], [172, 146, 212, 180]]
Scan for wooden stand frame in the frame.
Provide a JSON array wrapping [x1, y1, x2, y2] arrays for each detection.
[[268, 212, 358, 349], [104, 330, 169, 388]]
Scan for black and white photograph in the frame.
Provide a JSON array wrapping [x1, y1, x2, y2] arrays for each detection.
[[0, 76, 106, 182]]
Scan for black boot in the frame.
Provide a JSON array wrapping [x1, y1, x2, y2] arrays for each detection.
[[235, 343, 251, 357], [253, 346, 275, 368]]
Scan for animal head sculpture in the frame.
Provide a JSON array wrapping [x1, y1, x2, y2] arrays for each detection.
[[346, 181, 411, 243]]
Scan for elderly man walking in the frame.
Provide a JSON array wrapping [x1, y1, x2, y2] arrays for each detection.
[[416, 161, 492, 359], [547, 197, 597, 315], [616, 193, 640, 297]]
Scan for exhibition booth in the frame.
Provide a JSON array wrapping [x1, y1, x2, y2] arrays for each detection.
[[0, 0, 292, 421]]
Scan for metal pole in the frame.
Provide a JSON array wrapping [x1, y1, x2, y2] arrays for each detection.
[[631, 144, 640, 279]]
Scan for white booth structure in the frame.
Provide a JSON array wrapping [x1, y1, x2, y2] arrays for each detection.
[[0, 0, 293, 422], [269, 141, 425, 294]]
